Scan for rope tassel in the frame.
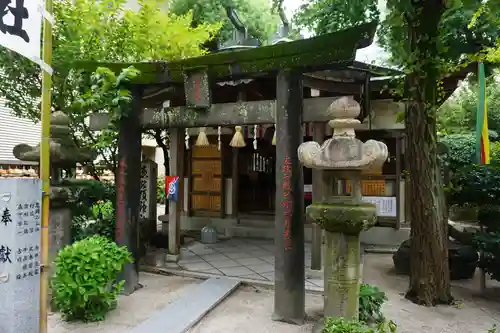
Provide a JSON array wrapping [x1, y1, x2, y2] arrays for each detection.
[[230, 126, 246, 148], [272, 125, 276, 146], [195, 127, 210, 147]]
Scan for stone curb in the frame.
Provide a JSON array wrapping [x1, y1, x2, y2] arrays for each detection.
[[140, 265, 325, 295]]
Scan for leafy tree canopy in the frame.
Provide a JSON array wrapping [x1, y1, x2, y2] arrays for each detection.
[[293, 0, 379, 36], [0, 0, 220, 173], [169, 0, 280, 45], [293, 0, 499, 77], [438, 74, 500, 135], [471, 0, 500, 63]]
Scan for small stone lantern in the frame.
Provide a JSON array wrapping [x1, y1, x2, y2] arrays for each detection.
[[12, 111, 95, 308], [298, 97, 388, 325], [13, 111, 94, 183]]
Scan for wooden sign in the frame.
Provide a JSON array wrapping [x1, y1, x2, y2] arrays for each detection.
[[183, 69, 211, 109]]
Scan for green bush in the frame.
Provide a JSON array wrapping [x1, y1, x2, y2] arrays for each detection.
[[72, 215, 116, 242], [91, 200, 114, 220], [52, 236, 132, 322], [439, 134, 475, 171], [65, 179, 116, 217], [446, 164, 500, 208], [475, 231, 500, 281], [157, 177, 166, 204], [65, 179, 116, 242], [359, 284, 387, 323], [323, 318, 397, 333]]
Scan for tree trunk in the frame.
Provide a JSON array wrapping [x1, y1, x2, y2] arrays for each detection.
[[405, 0, 453, 306], [154, 129, 170, 215]]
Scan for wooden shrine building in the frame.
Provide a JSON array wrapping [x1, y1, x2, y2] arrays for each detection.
[[85, 21, 469, 323]]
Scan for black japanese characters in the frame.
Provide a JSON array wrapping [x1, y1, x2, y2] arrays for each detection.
[[1, 207, 12, 226], [0, 0, 30, 42]]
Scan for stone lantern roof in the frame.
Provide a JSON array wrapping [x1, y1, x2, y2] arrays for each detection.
[[12, 111, 94, 167], [298, 96, 388, 172]]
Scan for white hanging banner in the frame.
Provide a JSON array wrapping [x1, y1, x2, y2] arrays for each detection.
[[0, 0, 43, 65]]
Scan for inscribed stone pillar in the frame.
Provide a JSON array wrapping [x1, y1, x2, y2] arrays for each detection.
[[0, 179, 42, 333], [116, 88, 143, 295], [273, 70, 305, 325], [139, 157, 158, 256]]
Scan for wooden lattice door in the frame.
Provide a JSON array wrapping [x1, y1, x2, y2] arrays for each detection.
[[190, 145, 224, 217]]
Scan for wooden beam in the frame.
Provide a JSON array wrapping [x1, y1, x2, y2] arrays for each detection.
[[273, 70, 305, 324], [88, 96, 343, 131]]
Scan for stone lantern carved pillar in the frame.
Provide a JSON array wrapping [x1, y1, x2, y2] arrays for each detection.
[[298, 96, 388, 324]]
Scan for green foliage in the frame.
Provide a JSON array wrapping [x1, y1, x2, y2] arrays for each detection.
[[0, 0, 220, 174], [72, 215, 116, 242], [438, 76, 500, 136], [477, 204, 500, 231], [169, 0, 278, 45], [293, 0, 379, 36], [475, 230, 500, 281], [157, 177, 166, 204], [439, 134, 476, 169], [380, 0, 500, 72], [470, 0, 500, 63], [359, 284, 388, 324], [446, 164, 500, 207], [447, 163, 500, 283], [52, 236, 132, 322], [323, 318, 397, 333], [66, 180, 116, 217], [66, 180, 116, 242], [91, 200, 114, 221]]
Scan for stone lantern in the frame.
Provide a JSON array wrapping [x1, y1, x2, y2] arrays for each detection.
[[13, 111, 94, 183], [12, 111, 95, 307], [298, 97, 388, 325]]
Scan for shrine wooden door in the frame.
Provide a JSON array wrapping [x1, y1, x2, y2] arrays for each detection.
[[190, 144, 224, 217]]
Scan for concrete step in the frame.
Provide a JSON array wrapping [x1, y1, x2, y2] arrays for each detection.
[[129, 277, 240, 333]]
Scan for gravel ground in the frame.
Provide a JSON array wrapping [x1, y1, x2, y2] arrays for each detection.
[[49, 255, 500, 333], [189, 254, 500, 333]]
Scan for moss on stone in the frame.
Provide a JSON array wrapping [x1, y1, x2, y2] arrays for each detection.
[[306, 202, 377, 234]]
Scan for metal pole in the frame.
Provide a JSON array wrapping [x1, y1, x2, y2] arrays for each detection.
[[40, 0, 53, 332]]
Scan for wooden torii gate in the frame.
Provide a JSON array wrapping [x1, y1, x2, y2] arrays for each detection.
[[87, 22, 380, 323]]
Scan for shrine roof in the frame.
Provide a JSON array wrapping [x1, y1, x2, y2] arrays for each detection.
[[74, 22, 386, 85]]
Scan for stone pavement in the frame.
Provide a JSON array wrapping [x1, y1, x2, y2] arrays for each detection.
[[144, 237, 324, 291]]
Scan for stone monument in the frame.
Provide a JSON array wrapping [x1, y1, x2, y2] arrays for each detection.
[[0, 179, 42, 333], [139, 156, 158, 257], [12, 111, 94, 305], [298, 97, 388, 326]]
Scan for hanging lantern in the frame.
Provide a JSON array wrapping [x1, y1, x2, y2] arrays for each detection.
[[195, 127, 210, 147], [229, 126, 246, 148], [253, 125, 258, 150], [217, 126, 222, 151], [271, 125, 276, 146], [185, 128, 190, 150]]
